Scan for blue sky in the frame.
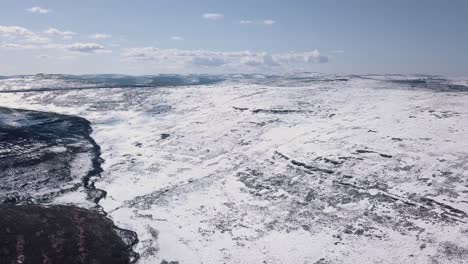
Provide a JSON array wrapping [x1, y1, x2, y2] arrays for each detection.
[[1, 0, 467, 75]]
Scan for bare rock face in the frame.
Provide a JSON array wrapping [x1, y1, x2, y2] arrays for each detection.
[[0, 205, 136, 264]]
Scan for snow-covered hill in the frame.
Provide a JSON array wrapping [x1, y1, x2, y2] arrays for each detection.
[[1, 74, 467, 264]]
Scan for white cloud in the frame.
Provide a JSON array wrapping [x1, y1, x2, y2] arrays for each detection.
[[330, 50, 344, 54], [27, 7, 50, 14], [0, 43, 36, 49], [263, 20, 276, 25], [122, 47, 328, 72], [238, 20, 276, 25], [0, 25, 49, 43], [0, 25, 33, 37], [66, 43, 109, 53], [203, 13, 224, 20], [90, 33, 112, 39], [44, 28, 77, 39], [171, 36, 184, 41], [0, 25, 114, 56]]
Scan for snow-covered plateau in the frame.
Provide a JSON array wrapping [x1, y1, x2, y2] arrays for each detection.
[[1, 74, 467, 264]]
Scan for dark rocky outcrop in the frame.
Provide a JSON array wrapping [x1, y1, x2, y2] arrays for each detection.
[[0, 205, 136, 264], [0, 107, 104, 204], [0, 107, 139, 263]]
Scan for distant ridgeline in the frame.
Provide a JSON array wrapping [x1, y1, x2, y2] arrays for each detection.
[[0, 73, 466, 93], [0, 73, 225, 93]]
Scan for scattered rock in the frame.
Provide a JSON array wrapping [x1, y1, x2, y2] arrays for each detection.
[[252, 109, 310, 114], [380, 153, 393, 158], [290, 159, 335, 174], [355, 149, 392, 159], [233, 106, 248, 111], [356, 149, 376, 154], [161, 260, 179, 264]]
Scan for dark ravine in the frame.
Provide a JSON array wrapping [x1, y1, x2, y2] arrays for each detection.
[[0, 107, 139, 263]]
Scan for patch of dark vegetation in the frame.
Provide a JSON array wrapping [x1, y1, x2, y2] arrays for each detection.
[[334, 180, 467, 223], [274, 151, 335, 174], [0, 205, 138, 264], [420, 197, 467, 219], [356, 149, 393, 158], [386, 78, 468, 92], [273, 151, 290, 160], [232, 74, 349, 87], [440, 242, 468, 260], [147, 105, 172, 115], [390, 79, 428, 85], [233, 106, 248, 111], [426, 109, 461, 119], [251, 109, 311, 114], [233, 106, 314, 115], [290, 159, 335, 174], [356, 149, 376, 154], [380, 153, 393, 158], [315, 156, 343, 165], [161, 260, 180, 264], [313, 258, 332, 264]]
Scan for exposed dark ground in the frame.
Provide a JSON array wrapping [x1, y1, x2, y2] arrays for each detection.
[[0, 107, 138, 264], [0, 205, 136, 264]]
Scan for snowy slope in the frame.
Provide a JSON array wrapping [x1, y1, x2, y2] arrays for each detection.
[[1, 74, 467, 263]]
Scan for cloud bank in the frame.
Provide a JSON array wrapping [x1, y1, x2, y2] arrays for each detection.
[[1, 25, 328, 73], [0, 25, 111, 54], [66, 43, 108, 53], [122, 47, 328, 73], [0, 25, 49, 44], [44, 28, 77, 39]]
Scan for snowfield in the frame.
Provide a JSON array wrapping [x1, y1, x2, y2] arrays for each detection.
[[1, 74, 468, 263]]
